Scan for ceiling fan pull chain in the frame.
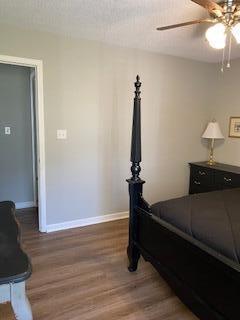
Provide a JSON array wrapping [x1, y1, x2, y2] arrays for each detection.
[[227, 31, 232, 68], [221, 42, 226, 72]]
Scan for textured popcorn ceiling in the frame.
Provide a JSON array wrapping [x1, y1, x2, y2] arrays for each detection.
[[0, 0, 240, 63]]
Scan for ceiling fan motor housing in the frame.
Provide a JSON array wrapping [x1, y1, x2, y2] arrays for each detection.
[[157, 0, 240, 31]]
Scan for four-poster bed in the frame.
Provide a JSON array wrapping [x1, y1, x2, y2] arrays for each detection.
[[127, 76, 240, 320]]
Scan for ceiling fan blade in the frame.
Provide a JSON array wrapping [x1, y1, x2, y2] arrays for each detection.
[[157, 19, 214, 31], [191, 0, 223, 17]]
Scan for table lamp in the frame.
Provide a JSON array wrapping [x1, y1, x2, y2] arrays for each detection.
[[202, 120, 224, 165]]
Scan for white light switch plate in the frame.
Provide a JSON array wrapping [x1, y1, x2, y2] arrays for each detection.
[[5, 127, 11, 135], [57, 129, 67, 140]]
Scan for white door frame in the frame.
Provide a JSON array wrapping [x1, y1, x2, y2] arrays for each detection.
[[30, 70, 37, 207], [0, 55, 47, 232]]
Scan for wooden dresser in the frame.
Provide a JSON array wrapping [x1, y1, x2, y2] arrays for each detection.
[[189, 162, 240, 194]]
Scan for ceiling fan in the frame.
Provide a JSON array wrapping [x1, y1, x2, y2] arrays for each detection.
[[157, 0, 240, 50]]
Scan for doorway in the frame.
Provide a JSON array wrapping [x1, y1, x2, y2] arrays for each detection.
[[0, 55, 46, 232]]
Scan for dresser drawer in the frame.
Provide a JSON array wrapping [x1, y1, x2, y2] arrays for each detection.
[[215, 171, 240, 190], [189, 181, 208, 194], [189, 166, 214, 194], [189, 162, 240, 195]]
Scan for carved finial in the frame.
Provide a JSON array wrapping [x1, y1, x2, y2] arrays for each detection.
[[135, 75, 141, 98], [129, 75, 142, 181]]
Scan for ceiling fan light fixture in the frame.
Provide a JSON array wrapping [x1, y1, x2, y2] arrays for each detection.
[[205, 23, 226, 49], [232, 23, 240, 43]]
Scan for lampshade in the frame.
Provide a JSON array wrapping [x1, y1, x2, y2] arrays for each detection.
[[202, 121, 224, 139]]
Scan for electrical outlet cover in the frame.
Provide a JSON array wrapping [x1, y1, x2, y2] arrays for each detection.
[[5, 127, 11, 135], [57, 129, 67, 139]]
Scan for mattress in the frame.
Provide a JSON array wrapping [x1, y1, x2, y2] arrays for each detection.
[[151, 188, 240, 264]]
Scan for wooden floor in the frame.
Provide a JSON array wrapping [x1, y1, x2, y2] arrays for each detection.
[[0, 209, 198, 320]]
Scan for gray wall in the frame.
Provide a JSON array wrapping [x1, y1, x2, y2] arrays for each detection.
[[0, 63, 34, 203], [0, 24, 215, 226], [209, 61, 240, 166]]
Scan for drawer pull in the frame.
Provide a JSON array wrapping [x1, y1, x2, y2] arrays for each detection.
[[224, 177, 232, 182], [194, 181, 201, 185], [199, 171, 206, 176]]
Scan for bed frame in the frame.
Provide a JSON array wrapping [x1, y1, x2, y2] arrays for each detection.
[[127, 76, 240, 320]]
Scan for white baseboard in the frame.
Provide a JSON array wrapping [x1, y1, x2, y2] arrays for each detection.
[[15, 201, 36, 209], [46, 211, 129, 233]]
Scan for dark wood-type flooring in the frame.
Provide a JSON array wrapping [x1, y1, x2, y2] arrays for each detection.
[[0, 208, 197, 319]]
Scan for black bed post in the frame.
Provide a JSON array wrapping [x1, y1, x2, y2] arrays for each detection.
[[127, 75, 145, 272]]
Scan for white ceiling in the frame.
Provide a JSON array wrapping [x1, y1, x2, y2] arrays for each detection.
[[0, 0, 240, 63]]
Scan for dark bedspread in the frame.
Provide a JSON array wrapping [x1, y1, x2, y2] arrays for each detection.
[[151, 188, 240, 264]]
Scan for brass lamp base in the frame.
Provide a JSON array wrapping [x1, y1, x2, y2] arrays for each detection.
[[207, 139, 215, 166], [207, 159, 216, 166]]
